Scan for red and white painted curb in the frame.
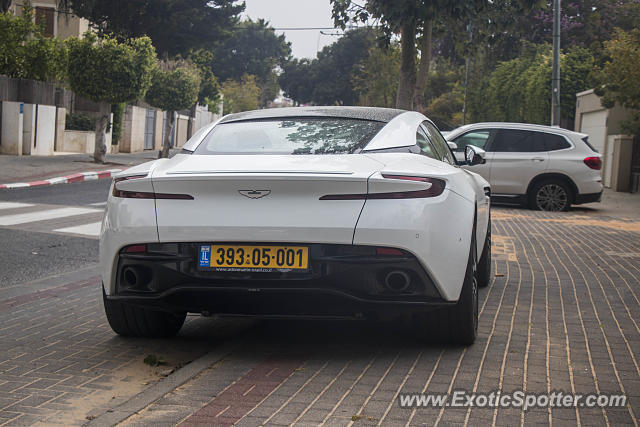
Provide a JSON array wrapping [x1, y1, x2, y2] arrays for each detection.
[[0, 169, 123, 190]]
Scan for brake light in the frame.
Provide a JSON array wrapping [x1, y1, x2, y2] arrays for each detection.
[[320, 175, 446, 200], [112, 175, 194, 199], [584, 157, 601, 170]]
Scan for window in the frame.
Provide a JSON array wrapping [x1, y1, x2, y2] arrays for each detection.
[[490, 129, 546, 152], [453, 130, 492, 152], [35, 7, 55, 38], [416, 127, 439, 160], [194, 118, 385, 155], [540, 133, 571, 151], [421, 121, 455, 164]]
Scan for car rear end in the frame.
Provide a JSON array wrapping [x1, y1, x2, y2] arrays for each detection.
[[548, 131, 603, 204]]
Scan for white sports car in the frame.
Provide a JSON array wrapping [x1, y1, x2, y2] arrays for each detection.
[[100, 107, 491, 344]]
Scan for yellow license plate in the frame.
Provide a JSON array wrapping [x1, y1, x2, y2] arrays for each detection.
[[199, 244, 309, 270]]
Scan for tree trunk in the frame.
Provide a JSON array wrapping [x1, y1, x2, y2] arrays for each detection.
[[160, 110, 175, 158], [396, 22, 417, 110], [414, 19, 433, 112], [93, 103, 109, 164]]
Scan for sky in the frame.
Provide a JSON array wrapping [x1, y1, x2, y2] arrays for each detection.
[[242, 0, 343, 59]]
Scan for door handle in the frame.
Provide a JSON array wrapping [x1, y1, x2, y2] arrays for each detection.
[[531, 157, 545, 162]]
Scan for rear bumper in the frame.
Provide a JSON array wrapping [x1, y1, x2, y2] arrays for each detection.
[[107, 243, 449, 319], [575, 191, 603, 205]]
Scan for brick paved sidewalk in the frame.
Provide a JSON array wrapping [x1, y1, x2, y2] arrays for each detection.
[[116, 207, 640, 426], [0, 268, 251, 426], [1, 206, 640, 426]]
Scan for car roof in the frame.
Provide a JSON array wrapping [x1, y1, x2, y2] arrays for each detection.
[[219, 106, 407, 124], [449, 122, 588, 139]]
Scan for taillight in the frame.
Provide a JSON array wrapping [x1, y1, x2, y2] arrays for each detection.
[[584, 157, 601, 170], [112, 175, 194, 199], [320, 175, 445, 200]]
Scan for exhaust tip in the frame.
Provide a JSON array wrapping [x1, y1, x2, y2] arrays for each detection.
[[123, 267, 139, 287], [384, 270, 411, 293]]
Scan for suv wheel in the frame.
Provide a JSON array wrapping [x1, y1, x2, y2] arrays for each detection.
[[529, 180, 571, 211]]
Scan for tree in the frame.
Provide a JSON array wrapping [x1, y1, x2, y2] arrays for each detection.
[[64, 0, 244, 57], [67, 33, 156, 163], [595, 29, 640, 136], [352, 43, 400, 107], [331, 0, 487, 110], [210, 18, 291, 83], [221, 74, 261, 115], [145, 61, 201, 158], [469, 45, 594, 126], [278, 28, 376, 106], [279, 58, 314, 105]]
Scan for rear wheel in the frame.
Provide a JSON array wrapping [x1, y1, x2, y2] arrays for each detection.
[[418, 232, 478, 345], [528, 179, 571, 211], [102, 287, 186, 338]]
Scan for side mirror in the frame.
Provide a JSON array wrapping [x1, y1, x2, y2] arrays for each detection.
[[447, 141, 458, 151], [465, 145, 486, 166]]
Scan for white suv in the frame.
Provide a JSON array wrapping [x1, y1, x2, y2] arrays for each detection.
[[446, 123, 603, 211]]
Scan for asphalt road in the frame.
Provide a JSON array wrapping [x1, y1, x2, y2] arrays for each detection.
[[0, 179, 111, 287]]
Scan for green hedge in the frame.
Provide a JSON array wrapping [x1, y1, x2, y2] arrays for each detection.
[[65, 113, 95, 131]]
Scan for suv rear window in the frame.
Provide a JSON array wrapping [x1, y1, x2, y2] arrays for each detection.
[[194, 118, 385, 155], [540, 133, 571, 151]]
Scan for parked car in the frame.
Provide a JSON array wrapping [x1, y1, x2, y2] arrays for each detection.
[[100, 107, 491, 345], [445, 122, 603, 211]]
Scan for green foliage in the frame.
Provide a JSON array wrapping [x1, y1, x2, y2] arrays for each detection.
[[189, 49, 221, 111], [145, 61, 200, 112], [67, 0, 244, 57], [469, 45, 595, 126], [0, 8, 67, 81], [221, 74, 261, 115], [279, 28, 376, 106], [110, 103, 125, 144], [210, 18, 291, 83], [352, 43, 400, 107], [67, 33, 156, 104], [65, 112, 95, 131], [595, 29, 640, 136]]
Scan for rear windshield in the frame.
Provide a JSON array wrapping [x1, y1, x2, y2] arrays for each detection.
[[193, 118, 385, 155]]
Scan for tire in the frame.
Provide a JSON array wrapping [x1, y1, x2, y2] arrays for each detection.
[[102, 287, 186, 338], [418, 230, 479, 345], [477, 217, 491, 288], [528, 179, 572, 211]]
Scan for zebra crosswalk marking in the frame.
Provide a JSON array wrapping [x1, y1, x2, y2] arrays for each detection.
[[53, 222, 102, 237], [0, 207, 100, 226], [0, 202, 35, 210]]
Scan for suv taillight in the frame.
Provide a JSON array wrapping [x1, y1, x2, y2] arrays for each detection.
[[584, 157, 601, 170]]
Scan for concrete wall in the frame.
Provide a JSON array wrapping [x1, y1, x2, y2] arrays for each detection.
[[0, 101, 24, 155], [30, 104, 56, 156], [175, 114, 189, 148], [61, 130, 94, 153], [20, 104, 56, 156], [120, 105, 147, 153], [54, 107, 66, 152]]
